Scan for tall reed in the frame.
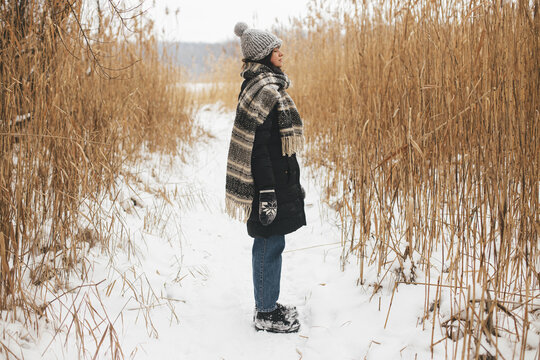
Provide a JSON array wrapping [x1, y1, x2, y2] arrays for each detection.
[[286, 0, 539, 358], [0, 0, 191, 328]]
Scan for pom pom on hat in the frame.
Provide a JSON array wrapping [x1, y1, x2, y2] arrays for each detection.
[[234, 22, 248, 37]]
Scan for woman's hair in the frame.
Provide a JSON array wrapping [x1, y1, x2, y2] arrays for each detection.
[[255, 51, 274, 68]]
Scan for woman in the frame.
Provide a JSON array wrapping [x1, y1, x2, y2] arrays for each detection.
[[225, 22, 306, 333]]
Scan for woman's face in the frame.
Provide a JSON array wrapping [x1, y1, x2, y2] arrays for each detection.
[[270, 47, 284, 68]]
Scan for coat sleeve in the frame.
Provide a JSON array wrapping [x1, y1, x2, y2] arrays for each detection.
[[251, 111, 276, 191]]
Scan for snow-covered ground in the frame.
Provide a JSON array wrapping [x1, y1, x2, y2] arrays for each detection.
[[2, 105, 537, 359]]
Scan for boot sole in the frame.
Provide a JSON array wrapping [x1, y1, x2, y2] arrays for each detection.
[[255, 326, 300, 334], [254, 322, 301, 334]]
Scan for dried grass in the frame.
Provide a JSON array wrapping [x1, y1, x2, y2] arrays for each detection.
[[0, 0, 192, 357]]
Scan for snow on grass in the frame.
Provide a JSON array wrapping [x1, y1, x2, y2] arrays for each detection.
[[1, 104, 537, 359]]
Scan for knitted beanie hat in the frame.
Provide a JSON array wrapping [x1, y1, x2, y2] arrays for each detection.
[[234, 22, 282, 61]]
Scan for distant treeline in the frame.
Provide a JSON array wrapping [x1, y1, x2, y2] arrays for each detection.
[[159, 41, 240, 79]]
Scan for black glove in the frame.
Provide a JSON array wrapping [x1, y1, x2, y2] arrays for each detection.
[[300, 185, 306, 199], [259, 189, 277, 226]]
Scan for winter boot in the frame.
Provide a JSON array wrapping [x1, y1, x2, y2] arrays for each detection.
[[276, 303, 298, 321], [254, 306, 300, 333]]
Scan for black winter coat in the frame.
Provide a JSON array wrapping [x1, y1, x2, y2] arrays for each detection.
[[241, 80, 307, 238]]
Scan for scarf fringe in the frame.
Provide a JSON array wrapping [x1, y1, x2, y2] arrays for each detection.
[[281, 135, 305, 157], [225, 196, 252, 222]]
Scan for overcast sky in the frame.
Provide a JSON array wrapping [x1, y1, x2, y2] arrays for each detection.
[[145, 0, 312, 43]]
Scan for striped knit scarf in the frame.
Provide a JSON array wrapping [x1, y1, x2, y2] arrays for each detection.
[[225, 62, 304, 221]]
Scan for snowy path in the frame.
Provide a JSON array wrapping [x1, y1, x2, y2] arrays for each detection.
[[104, 105, 434, 360], [13, 105, 447, 359]]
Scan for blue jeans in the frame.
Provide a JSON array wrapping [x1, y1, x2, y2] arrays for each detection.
[[252, 234, 285, 312]]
